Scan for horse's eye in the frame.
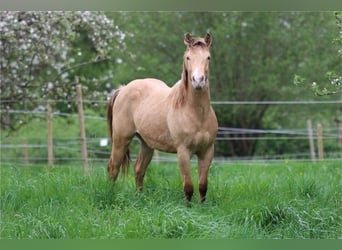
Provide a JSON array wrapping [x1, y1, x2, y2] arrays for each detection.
[[186, 56, 190, 60], [207, 56, 211, 61]]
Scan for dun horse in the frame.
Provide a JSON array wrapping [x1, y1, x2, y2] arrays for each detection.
[[107, 33, 218, 203]]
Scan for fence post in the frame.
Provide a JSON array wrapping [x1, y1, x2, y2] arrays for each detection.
[[47, 103, 54, 168], [76, 83, 89, 174], [307, 119, 316, 162], [317, 123, 324, 161]]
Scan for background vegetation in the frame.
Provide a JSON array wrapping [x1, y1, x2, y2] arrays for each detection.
[[1, 11, 341, 160]]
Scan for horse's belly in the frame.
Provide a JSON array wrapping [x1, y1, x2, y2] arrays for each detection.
[[148, 137, 177, 153], [137, 129, 176, 153], [134, 107, 177, 153]]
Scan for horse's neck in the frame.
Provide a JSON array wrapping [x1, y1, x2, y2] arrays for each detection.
[[177, 78, 211, 114], [186, 85, 211, 114], [171, 79, 211, 115]]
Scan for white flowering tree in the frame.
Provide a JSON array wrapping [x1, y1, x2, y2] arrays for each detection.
[[0, 11, 124, 130]]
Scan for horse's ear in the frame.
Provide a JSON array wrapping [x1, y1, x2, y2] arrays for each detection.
[[204, 33, 212, 47], [184, 32, 193, 46]]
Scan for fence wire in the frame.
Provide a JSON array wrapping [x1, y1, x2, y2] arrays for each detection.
[[1, 99, 341, 165]]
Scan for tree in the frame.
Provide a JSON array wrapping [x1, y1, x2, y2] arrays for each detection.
[[294, 12, 342, 96], [0, 11, 123, 131], [211, 12, 340, 156], [108, 12, 340, 157], [2, 11, 340, 158]]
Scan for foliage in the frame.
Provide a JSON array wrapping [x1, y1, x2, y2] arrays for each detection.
[[1, 162, 341, 239], [294, 71, 342, 96], [293, 12, 342, 96], [0, 11, 123, 130], [1, 11, 341, 157], [110, 12, 341, 156], [210, 12, 340, 156]]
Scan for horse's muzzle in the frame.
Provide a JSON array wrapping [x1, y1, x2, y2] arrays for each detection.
[[192, 81, 207, 90]]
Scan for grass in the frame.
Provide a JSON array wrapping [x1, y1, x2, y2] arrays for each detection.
[[0, 161, 341, 239]]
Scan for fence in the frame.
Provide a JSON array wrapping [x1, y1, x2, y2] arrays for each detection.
[[1, 87, 341, 169]]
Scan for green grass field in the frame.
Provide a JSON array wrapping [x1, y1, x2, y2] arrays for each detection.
[[1, 161, 341, 239]]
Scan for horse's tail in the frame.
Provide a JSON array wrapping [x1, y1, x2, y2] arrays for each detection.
[[107, 89, 119, 143], [107, 88, 130, 177]]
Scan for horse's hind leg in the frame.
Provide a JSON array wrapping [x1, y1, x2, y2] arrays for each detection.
[[134, 138, 154, 192], [107, 137, 131, 181], [108, 146, 126, 181]]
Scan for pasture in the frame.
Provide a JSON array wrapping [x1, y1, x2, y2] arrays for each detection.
[[1, 161, 341, 239]]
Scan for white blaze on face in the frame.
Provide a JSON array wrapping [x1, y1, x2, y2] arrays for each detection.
[[191, 50, 208, 90], [192, 68, 206, 90], [186, 45, 210, 90]]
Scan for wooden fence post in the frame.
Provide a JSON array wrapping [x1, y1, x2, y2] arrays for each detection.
[[76, 83, 89, 174], [317, 123, 324, 161], [47, 103, 54, 168], [307, 119, 316, 162]]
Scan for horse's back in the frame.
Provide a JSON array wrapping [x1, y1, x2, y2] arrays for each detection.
[[113, 78, 176, 151], [112, 78, 170, 120], [114, 78, 169, 108], [126, 78, 170, 95]]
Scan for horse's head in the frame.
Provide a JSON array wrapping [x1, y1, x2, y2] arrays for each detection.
[[183, 33, 212, 90]]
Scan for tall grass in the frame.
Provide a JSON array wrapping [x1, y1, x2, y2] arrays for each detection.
[[1, 161, 341, 239]]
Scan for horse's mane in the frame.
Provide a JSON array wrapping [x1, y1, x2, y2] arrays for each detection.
[[170, 80, 187, 109]]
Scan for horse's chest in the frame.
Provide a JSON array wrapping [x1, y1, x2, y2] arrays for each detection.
[[169, 110, 217, 148], [191, 130, 212, 148]]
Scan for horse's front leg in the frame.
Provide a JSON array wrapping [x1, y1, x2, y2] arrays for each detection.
[[177, 146, 193, 203], [197, 144, 214, 203]]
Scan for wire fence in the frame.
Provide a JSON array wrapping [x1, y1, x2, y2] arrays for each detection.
[[1, 98, 341, 166]]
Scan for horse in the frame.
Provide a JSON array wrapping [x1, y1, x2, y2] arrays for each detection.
[[107, 33, 218, 203]]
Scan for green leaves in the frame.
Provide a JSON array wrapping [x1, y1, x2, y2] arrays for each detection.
[[0, 11, 123, 130], [294, 72, 342, 96], [2, 11, 340, 158]]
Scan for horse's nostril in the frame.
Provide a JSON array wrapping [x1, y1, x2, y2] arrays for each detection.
[[192, 75, 205, 82]]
